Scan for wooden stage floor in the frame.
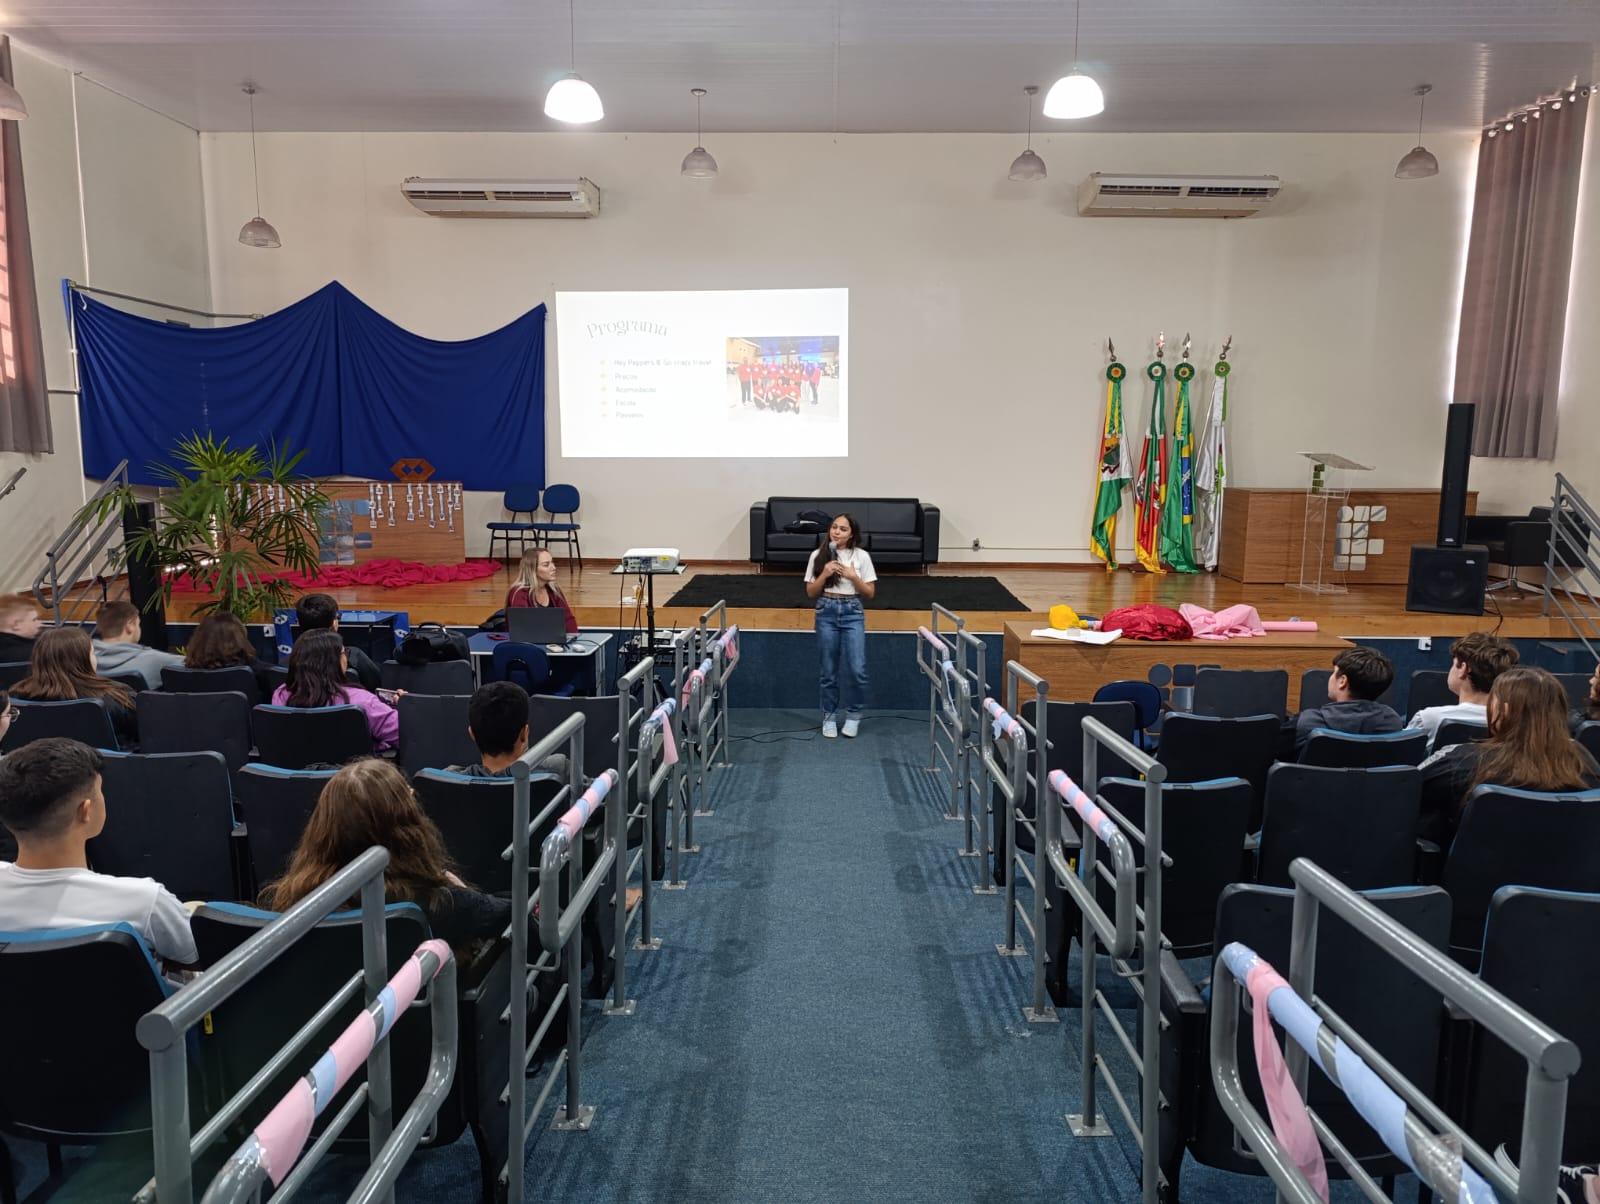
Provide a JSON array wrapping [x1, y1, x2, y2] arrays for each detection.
[[168, 562, 1593, 640]]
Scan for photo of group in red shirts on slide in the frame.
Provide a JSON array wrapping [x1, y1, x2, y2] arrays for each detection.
[[725, 336, 841, 417]]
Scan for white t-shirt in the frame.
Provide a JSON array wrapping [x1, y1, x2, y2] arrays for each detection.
[[0, 863, 198, 964], [1406, 700, 1487, 747], [805, 545, 877, 597]]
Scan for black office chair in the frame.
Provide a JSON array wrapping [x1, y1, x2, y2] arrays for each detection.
[[486, 482, 542, 562], [1156, 883, 1451, 1203], [1255, 763, 1422, 889], [396, 693, 479, 778], [251, 704, 373, 769], [1299, 728, 1428, 768], [1407, 669, 1456, 718], [234, 765, 336, 892], [90, 750, 239, 901], [0, 924, 173, 1203], [1193, 668, 1289, 719], [1464, 886, 1600, 1162], [1433, 718, 1489, 749], [528, 482, 582, 564], [1464, 508, 1553, 591], [489, 643, 574, 697], [161, 664, 261, 706], [0, 661, 29, 690], [0, 697, 119, 753], [1157, 712, 1281, 831], [136, 689, 252, 774], [380, 658, 475, 695], [1443, 784, 1600, 968]]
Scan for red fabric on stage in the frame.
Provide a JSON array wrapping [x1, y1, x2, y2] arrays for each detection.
[[169, 559, 501, 592]]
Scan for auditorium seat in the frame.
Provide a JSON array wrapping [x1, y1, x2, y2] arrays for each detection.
[[90, 750, 239, 901], [396, 693, 478, 777], [1579, 721, 1600, 761], [1407, 669, 1455, 718], [1255, 763, 1421, 888], [0, 661, 29, 690], [1433, 718, 1489, 749], [136, 689, 252, 775], [251, 704, 372, 769], [235, 764, 336, 892], [1156, 712, 1279, 830], [1193, 667, 1289, 719], [161, 663, 261, 706], [1299, 728, 1427, 768], [0, 697, 119, 754], [381, 658, 475, 695], [413, 769, 565, 895]]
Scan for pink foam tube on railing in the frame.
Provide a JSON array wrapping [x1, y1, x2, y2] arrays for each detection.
[[556, 769, 618, 843], [917, 625, 948, 652], [1048, 769, 1119, 846], [717, 625, 740, 664], [984, 698, 1022, 741], [681, 669, 706, 710], [1261, 620, 1319, 631], [648, 700, 679, 766]]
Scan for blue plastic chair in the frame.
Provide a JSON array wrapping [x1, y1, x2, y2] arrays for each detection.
[[528, 483, 582, 565], [1093, 680, 1163, 750], [486, 483, 542, 562], [489, 641, 575, 697]]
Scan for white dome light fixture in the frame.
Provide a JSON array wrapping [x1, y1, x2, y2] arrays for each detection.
[[1394, 83, 1440, 179], [1008, 86, 1047, 181], [544, 0, 603, 123], [0, 78, 27, 121], [237, 84, 281, 249], [681, 87, 718, 178], [1043, 0, 1104, 119]]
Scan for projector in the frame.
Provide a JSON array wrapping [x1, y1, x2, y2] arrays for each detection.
[[622, 547, 680, 573]]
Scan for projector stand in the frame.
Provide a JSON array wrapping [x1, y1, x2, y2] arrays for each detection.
[[612, 562, 687, 655]]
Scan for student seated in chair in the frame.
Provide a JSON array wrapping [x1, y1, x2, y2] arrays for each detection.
[[11, 626, 139, 749], [0, 594, 44, 663], [0, 737, 197, 966], [444, 681, 571, 781], [1407, 631, 1519, 749], [91, 600, 183, 691], [270, 629, 401, 753], [1419, 667, 1600, 845], [294, 592, 382, 691], [1292, 646, 1403, 758], [184, 612, 281, 700]]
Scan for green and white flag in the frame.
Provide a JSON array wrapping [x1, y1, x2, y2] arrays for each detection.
[[1089, 357, 1131, 569], [1194, 350, 1231, 571]]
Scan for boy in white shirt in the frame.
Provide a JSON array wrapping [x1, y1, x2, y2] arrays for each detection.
[[0, 737, 197, 965], [1407, 630, 1519, 749]]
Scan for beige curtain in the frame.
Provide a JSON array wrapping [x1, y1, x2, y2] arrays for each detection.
[[1453, 90, 1591, 459], [0, 35, 50, 454]]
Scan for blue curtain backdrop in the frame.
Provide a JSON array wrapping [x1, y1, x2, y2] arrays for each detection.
[[69, 280, 545, 492]]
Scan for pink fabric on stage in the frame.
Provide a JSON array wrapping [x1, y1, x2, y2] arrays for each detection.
[[1245, 960, 1330, 1202], [169, 558, 502, 592], [1179, 603, 1267, 641], [1261, 620, 1320, 632]]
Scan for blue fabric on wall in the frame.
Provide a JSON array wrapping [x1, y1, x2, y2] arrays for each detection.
[[70, 280, 342, 482], [69, 280, 546, 492]]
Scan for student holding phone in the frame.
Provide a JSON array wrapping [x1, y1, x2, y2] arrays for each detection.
[[270, 629, 403, 752]]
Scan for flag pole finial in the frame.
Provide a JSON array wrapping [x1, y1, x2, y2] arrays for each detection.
[[1156, 331, 1165, 359], [1182, 333, 1192, 361], [1107, 337, 1116, 361], [1219, 335, 1233, 361]]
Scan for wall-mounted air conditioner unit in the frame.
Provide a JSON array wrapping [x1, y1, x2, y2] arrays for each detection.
[[400, 177, 600, 218], [1077, 173, 1281, 218]]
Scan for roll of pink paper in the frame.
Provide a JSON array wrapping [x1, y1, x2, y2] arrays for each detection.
[[1261, 620, 1319, 632]]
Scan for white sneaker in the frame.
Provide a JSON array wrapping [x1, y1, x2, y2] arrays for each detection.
[[842, 718, 860, 738], [1494, 1143, 1594, 1203], [821, 718, 838, 739]]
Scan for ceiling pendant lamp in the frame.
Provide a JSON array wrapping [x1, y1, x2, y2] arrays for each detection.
[[681, 87, 718, 177], [1008, 85, 1047, 180], [0, 79, 26, 121], [544, 0, 603, 123], [1043, 0, 1104, 119], [1395, 84, 1440, 179], [237, 84, 280, 249]]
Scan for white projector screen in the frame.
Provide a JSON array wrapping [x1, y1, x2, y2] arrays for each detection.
[[556, 288, 848, 457]]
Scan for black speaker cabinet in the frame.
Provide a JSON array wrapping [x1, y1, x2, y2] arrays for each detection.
[[122, 501, 170, 650], [1405, 544, 1489, 616], [1437, 403, 1476, 547]]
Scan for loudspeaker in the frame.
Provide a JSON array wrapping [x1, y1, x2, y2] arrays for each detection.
[[1405, 544, 1489, 615], [1437, 403, 1476, 547], [122, 502, 170, 651]]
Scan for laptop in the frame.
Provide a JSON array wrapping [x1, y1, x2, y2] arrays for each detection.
[[507, 607, 571, 646]]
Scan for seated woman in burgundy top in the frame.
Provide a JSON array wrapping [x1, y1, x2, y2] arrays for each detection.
[[505, 547, 578, 635]]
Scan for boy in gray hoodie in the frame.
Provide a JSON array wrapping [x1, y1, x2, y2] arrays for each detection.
[[1293, 646, 1404, 757], [91, 601, 183, 690]]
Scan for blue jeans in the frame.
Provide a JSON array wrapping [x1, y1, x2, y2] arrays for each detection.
[[816, 596, 867, 718]]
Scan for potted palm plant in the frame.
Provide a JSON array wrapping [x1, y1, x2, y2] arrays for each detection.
[[82, 433, 332, 619]]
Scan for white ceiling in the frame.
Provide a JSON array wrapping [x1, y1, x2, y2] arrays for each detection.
[[8, 0, 1598, 135]]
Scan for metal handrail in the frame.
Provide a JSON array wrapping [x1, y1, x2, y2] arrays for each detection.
[[916, 623, 967, 825], [137, 847, 397, 1204], [607, 655, 659, 1016], [697, 601, 736, 769], [982, 696, 1031, 963], [1210, 857, 1580, 1204], [1003, 660, 1055, 1023], [1542, 474, 1600, 662], [32, 459, 130, 623], [664, 628, 701, 887]]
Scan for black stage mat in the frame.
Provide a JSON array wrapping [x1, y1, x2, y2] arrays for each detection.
[[662, 573, 1028, 612]]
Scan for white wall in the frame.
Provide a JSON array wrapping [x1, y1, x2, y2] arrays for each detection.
[[0, 48, 211, 592], [202, 127, 1507, 564]]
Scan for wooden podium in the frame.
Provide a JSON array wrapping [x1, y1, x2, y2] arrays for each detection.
[[1218, 488, 1476, 585]]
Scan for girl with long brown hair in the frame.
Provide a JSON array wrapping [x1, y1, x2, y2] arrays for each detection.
[[261, 758, 528, 952], [183, 612, 280, 701], [11, 626, 138, 747], [1420, 666, 1600, 843], [269, 629, 399, 751]]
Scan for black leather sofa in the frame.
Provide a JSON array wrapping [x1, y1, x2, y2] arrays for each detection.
[[750, 497, 941, 570]]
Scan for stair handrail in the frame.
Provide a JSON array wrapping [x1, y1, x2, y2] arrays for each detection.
[[1542, 474, 1600, 664], [30, 460, 130, 623]]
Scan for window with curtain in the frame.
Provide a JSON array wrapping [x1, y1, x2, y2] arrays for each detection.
[[1453, 86, 1592, 460], [0, 34, 50, 454]]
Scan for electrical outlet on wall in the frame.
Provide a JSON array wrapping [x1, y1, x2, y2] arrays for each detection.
[[971, 538, 981, 551], [1418, 637, 1432, 651]]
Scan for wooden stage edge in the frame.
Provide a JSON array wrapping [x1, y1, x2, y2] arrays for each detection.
[[153, 562, 1596, 642]]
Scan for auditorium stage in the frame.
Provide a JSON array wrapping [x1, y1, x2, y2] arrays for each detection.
[[165, 561, 1592, 641]]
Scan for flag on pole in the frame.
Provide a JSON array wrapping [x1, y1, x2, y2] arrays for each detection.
[[1089, 356, 1131, 569], [1133, 356, 1168, 574], [1194, 347, 1231, 571], [1160, 356, 1200, 573]]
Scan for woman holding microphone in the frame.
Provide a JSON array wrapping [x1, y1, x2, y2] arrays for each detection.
[[804, 513, 876, 738]]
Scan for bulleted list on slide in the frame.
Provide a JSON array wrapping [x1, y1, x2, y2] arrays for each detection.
[[557, 288, 848, 458]]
